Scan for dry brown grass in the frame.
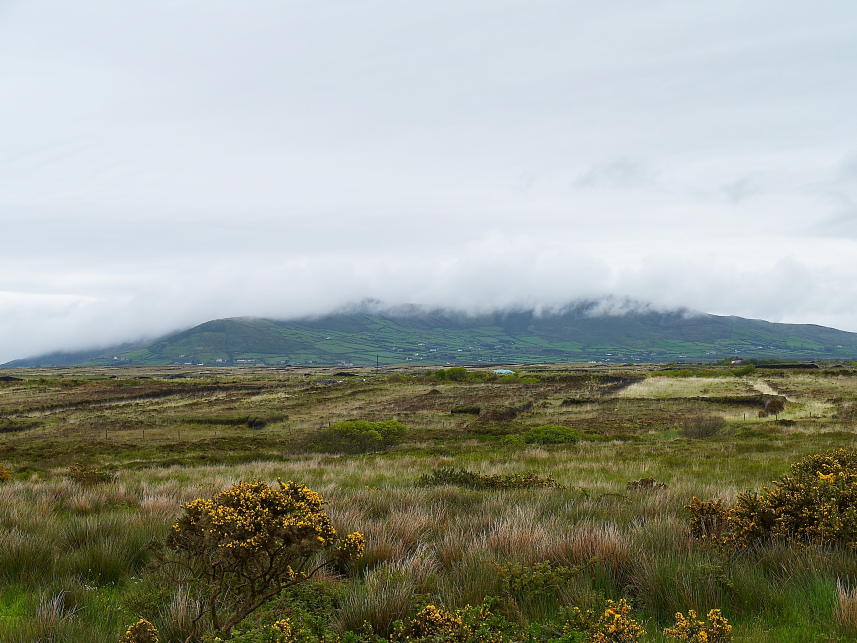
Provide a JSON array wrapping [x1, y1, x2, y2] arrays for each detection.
[[835, 578, 857, 632]]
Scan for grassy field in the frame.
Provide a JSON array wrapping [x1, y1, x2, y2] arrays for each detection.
[[0, 363, 856, 641]]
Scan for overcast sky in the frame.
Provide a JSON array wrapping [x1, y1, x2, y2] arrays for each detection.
[[2, 1, 857, 363]]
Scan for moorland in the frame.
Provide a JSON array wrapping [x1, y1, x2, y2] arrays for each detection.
[[0, 362, 856, 642]]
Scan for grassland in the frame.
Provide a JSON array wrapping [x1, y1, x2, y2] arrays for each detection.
[[0, 363, 856, 641]]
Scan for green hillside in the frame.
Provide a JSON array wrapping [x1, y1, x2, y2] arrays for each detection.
[[7, 305, 857, 367]]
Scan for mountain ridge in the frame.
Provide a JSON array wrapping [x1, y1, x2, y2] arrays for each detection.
[[5, 304, 857, 367]]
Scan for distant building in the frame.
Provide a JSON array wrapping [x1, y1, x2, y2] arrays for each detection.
[[493, 369, 514, 374]]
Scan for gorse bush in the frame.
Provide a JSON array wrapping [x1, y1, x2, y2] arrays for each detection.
[[391, 601, 520, 643], [0, 463, 12, 483], [417, 467, 561, 490], [524, 425, 581, 445], [686, 448, 857, 549], [150, 479, 364, 638], [570, 599, 644, 643], [663, 609, 732, 642], [118, 619, 159, 643], [310, 420, 407, 454], [67, 462, 112, 486]]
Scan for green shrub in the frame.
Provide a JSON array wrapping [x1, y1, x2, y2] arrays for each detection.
[[66, 462, 112, 486], [310, 420, 407, 454], [417, 467, 561, 490], [524, 425, 581, 445]]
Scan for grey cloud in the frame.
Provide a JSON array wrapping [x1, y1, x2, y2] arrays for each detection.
[[722, 175, 761, 205], [574, 158, 653, 190]]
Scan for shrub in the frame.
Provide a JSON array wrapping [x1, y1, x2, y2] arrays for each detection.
[[0, 464, 12, 483], [219, 619, 293, 643], [445, 367, 468, 382], [310, 420, 407, 454], [678, 415, 725, 439], [664, 609, 732, 642], [118, 619, 159, 643], [684, 497, 730, 543], [583, 599, 644, 643], [66, 462, 112, 486], [524, 425, 581, 445], [764, 397, 785, 417], [391, 601, 519, 643], [495, 560, 585, 611], [686, 449, 857, 549], [626, 477, 667, 491], [150, 479, 364, 638], [417, 467, 561, 490]]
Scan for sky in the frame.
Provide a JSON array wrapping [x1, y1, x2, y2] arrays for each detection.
[[2, 1, 857, 363]]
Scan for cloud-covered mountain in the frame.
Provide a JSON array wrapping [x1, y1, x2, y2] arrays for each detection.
[[5, 304, 857, 367]]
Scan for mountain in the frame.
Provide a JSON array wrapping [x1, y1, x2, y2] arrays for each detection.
[[5, 304, 857, 368]]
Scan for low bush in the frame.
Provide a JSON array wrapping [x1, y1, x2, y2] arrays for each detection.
[[391, 601, 522, 643], [678, 415, 725, 439], [570, 599, 644, 643], [149, 479, 364, 638], [66, 462, 112, 486], [0, 463, 12, 482], [625, 477, 667, 491], [664, 609, 732, 642], [524, 425, 581, 445], [417, 467, 561, 490], [686, 449, 857, 549], [310, 420, 407, 454], [118, 619, 159, 643]]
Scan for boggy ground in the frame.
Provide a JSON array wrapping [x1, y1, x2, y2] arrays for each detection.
[[0, 362, 856, 641]]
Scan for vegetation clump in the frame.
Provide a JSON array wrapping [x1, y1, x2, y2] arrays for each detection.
[[663, 609, 732, 642], [0, 463, 12, 483], [686, 449, 857, 548], [451, 405, 481, 415], [625, 477, 667, 491], [392, 602, 519, 643], [572, 599, 644, 643], [524, 425, 581, 445], [309, 420, 407, 454], [66, 462, 112, 486], [417, 467, 561, 490], [678, 414, 726, 439], [150, 479, 364, 638], [118, 619, 159, 643]]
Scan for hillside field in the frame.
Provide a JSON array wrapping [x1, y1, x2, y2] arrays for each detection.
[[1, 362, 857, 641]]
